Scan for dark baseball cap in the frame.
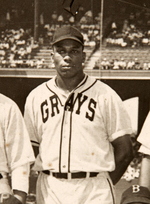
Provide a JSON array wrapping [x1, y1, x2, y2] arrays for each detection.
[[120, 185, 150, 204], [52, 25, 84, 46]]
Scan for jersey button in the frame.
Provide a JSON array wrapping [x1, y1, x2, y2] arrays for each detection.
[[63, 165, 66, 168]]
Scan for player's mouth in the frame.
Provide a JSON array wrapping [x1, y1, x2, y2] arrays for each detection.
[[62, 65, 71, 70]]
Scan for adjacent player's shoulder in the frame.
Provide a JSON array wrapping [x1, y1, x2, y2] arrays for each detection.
[[0, 93, 20, 117], [0, 93, 17, 107]]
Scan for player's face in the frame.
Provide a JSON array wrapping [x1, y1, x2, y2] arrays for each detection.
[[52, 39, 86, 80]]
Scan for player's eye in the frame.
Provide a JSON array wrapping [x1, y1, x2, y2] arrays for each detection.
[[71, 50, 78, 54], [58, 50, 65, 54]]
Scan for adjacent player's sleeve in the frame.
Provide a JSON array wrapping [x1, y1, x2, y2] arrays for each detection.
[[5, 102, 35, 193], [137, 111, 150, 154], [11, 163, 29, 193], [24, 93, 40, 148], [104, 89, 133, 142]]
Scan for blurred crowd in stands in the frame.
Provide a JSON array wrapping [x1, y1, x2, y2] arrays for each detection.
[[93, 57, 150, 70], [0, 27, 46, 68], [42, 10, 100, 48], [0, 9, 101, 69], [105, 9, 150, 48], [1, 5, 150, 69]]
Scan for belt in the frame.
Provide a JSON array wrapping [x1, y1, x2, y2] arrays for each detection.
[[0, 173, 7, 179], [42, 171, 99, 179]]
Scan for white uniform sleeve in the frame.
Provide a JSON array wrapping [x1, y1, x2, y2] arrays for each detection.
[[24, 93, 39, 146], [11, 163, 29, 193], [138, 144, 150, 155], [105, 90, 133, 142], [137, 111, 150, 150], [5, 102, 35, 171]]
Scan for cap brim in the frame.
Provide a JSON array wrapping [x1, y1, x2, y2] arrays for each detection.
[[122, 196, 150, 204], [52, 36, 84, 46]]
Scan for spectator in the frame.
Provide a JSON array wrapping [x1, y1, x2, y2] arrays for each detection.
[[119, 58, 126, 69], [113, 59, 120, 70], [101, 58, 110, 69]]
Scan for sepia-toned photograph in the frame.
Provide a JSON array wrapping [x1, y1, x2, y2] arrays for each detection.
[[0, 0, 150, 203]]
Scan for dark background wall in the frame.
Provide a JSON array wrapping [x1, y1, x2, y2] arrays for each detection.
[[0, 77, 149, 135]]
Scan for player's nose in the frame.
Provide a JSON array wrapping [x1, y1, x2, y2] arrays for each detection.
[[64, 55, 71, 62]]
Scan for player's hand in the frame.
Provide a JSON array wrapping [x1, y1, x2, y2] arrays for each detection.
[[0, 193, 22, 204]]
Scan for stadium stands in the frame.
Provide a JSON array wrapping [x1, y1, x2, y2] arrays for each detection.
[[91, 48, 150, 70], [0, 4, 150, 70]]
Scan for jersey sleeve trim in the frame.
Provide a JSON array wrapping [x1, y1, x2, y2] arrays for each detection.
[[109, 128, 133, 142], [31, 140, 40, 147]]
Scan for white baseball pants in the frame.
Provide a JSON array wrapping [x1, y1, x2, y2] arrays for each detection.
[[36, 171, 116, 204]]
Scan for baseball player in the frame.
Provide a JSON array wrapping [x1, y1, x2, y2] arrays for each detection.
[[120, 185, 150, 204], [0, 93, 35, 204], [136, 111, 150, 191], [120, 111, 150, 204], [24, 25, 133, 204]]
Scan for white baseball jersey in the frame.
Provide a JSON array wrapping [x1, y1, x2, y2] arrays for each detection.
[[0, 93, 35, 193], [138, 111, 150, 155], [24, 74, 132, 173]]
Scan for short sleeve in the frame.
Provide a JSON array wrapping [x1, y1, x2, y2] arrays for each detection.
[[24, 93, 39, 147], [105, 90, 133, 142], [5, 102, 35, 171], [137, 111, 150, 149]]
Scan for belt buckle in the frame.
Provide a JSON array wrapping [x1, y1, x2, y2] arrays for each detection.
[[67, 173, 71, 180], [86, 172, 90, 178]]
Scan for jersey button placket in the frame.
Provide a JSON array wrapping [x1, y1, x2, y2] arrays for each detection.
[[61, 110, 70, 172]]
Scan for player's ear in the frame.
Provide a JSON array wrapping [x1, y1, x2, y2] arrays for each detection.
[[51, 51, 54, 63], [82, 52, 86, 68], [51, 51, 54, 58]]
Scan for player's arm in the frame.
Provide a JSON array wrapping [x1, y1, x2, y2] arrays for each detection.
[[24, 93, 39, 158], [6, 103, 35, 204], [109, 134, 133, 185], [11, 163, 30, 204], [136, 112, 150, 189], [139, 154, 150, 190]]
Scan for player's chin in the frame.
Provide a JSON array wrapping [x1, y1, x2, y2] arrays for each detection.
[[60, 72, 72, 78], [60, 70, 75, 78], [60, 68, 72, 74]]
